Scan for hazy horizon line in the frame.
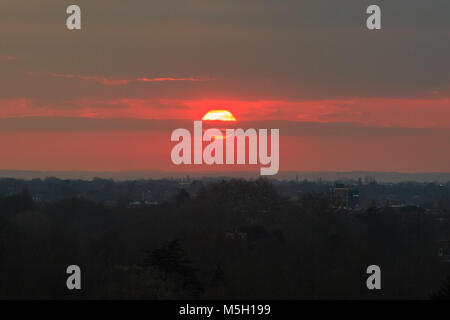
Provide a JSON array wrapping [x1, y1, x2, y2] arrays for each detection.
[[1, 169, 450, 183]]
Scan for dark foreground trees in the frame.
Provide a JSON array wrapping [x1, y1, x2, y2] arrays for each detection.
[[432, 276, 450, 300], [0, 178, 448, 299]]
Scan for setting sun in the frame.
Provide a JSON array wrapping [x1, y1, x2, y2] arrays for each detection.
[[202, 110, 236, 121]]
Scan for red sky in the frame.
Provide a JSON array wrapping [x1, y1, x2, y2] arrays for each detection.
[[1, 0, 450, 174]]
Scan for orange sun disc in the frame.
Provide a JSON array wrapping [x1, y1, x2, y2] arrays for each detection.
[[202, 110, 236, 121]]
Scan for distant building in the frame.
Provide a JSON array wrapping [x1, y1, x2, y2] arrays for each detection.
[[437, 240, 450, 263], [330, 184, 360, 209], [141, 190, 152, 203], [386, 199, 404, 208], [225, 231, 248, 240], [128, 201, 141, 208]]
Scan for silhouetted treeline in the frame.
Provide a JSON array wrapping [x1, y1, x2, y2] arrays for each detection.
[[1, 177, 450, 210], [0, 178, 449, 299]]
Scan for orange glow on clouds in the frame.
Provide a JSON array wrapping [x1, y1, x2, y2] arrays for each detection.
[[2, 98, 450, 129], [202, 110, 237, 121]]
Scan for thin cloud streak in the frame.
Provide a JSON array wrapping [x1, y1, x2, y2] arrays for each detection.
[[45, 72, 210, 86], [1, 97, 450, 129]]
